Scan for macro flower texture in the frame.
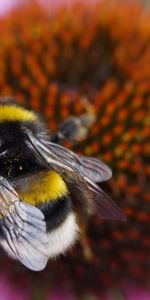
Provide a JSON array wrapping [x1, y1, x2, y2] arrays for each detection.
[[0, 0, 149, 299]]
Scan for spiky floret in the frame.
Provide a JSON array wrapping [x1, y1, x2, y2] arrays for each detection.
[[0, 0, 149, 298]]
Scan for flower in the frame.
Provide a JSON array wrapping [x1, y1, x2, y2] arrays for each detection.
[[0, 0, 149, 298]]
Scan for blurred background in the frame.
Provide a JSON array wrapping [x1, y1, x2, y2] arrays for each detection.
[[0, 0, 149, 299]]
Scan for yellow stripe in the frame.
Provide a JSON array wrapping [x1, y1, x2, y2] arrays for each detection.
[[18, 171, 68, 205], [0, 105, 36, 122]]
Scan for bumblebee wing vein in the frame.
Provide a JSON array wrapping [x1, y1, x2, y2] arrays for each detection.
[[2, 221, 48, 271], [83, 177, 125, 220], [0, 177, 49, 271], [26, 132, 72, 171], [44, 141, 112, 182], [79, 156, 112, 182], [26, 131, 112, 182], [25, 132, 125, 221], [63, 173, 126, 221]]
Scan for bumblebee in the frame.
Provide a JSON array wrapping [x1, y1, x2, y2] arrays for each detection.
[[0, 97, 125, 271]]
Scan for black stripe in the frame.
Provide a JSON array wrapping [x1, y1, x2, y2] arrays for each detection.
[[0, 196, 72, 238], [37, 195, 72, 232]]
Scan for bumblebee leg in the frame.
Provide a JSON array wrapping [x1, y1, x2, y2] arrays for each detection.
[[80, 227, 93, 261], [51, 98, 96, 144], [51, 113, 95, 144], [77, 210, 93, 261]]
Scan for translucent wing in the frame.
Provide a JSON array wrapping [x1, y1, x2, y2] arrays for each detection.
[[64, 173, 126, 220], [26, 131, 126, 221], [0, 176, 49, 271], [75, 156, 112, 182], [28, 130, 112, 182], [45, 143, 112, 182]]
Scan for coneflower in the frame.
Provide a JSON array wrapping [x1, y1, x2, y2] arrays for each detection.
[[0, 1, 149, 298]]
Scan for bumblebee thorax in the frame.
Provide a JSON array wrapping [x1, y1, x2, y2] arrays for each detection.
[[14, 170, 68, 205]]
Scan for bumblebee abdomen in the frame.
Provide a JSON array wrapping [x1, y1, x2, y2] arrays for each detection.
[[39, 195, 72, 232], [15, 170, 72, 233]]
